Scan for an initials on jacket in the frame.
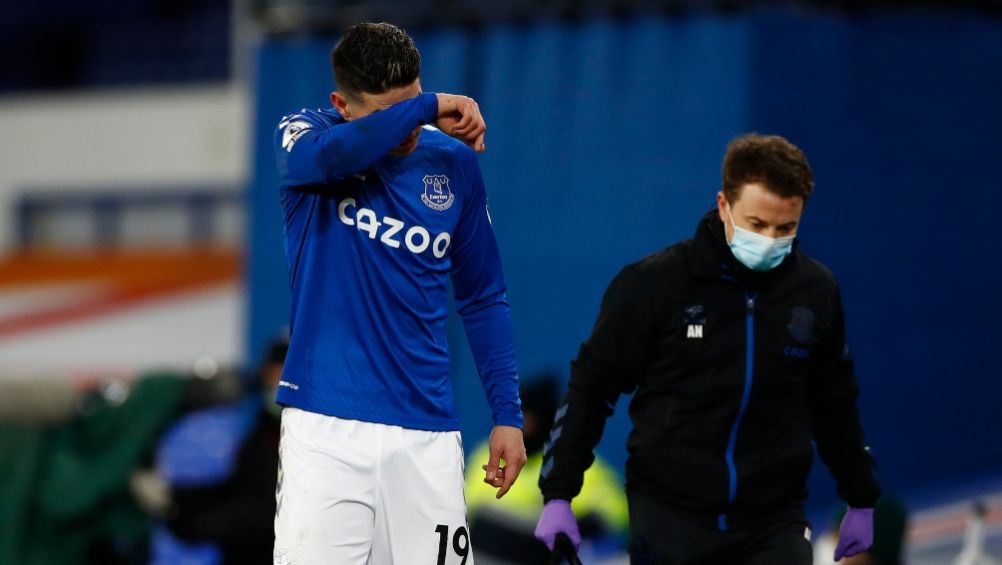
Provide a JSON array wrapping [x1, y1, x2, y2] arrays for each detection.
[[684, 305, 706, 339], [337, 197, 452, 258]]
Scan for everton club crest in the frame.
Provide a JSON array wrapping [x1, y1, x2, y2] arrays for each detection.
[[787, 306, 816, 345], [421, 175, 454, 211]]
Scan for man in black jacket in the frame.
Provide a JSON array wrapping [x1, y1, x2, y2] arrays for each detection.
[[533, 134, 880, 564]]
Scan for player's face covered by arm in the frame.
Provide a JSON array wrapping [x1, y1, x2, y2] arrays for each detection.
[[274, 89, 439, 188], [332, 81, 425, 156]]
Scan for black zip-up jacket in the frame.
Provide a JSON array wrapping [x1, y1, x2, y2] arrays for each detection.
[[539, 210, 880, 531]]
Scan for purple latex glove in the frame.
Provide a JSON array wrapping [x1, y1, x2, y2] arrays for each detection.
[[834, 507, 874, 561], [534, 499, 581, 551]]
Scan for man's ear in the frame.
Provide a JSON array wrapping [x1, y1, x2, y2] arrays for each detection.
[[331, 91, 350, 119], [716, 191, 729, 224]]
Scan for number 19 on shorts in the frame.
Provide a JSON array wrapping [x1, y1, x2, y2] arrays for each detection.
[[435, 524, 470, 565]]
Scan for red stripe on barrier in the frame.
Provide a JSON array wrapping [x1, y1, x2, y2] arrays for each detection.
[[0, 247, 241, 340]]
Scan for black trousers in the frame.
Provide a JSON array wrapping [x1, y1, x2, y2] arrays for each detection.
[[627, 494, 813, 565]]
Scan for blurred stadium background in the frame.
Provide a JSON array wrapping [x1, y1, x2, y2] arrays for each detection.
[[1, 0, 1001, 563]]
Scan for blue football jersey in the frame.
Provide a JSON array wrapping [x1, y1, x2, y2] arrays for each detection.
[[273, 93, 522, 432]]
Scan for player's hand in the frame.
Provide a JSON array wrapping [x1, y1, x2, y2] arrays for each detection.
[[482, 425, 526, 499], [435, 93, 486, 152]]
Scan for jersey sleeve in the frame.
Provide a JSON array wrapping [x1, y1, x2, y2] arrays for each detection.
[[449, 148, 523, 429], [274, 93, 439, 188]]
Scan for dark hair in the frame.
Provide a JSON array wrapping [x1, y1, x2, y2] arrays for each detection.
[[722, 134, 814, 204], [330, 22, 421, 100]]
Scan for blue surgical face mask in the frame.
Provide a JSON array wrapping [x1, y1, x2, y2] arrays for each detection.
[[726, 204, 795, 271]]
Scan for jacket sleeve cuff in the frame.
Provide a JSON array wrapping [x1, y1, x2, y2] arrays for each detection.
[[842, 474, 882, 508]]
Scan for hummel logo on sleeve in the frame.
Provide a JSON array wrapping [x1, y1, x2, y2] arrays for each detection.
[[279, 116, 313, 152]]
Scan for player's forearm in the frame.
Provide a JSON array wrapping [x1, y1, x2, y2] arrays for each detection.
[[461, 296, 523, 427], [286, 93, 438, 183]]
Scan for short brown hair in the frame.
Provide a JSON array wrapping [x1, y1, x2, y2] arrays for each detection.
[[331, 22, 421, 100], [722, 134, 814, 204]]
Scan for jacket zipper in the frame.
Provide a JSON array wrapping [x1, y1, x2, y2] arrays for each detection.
[[718, 288, 756, 531]]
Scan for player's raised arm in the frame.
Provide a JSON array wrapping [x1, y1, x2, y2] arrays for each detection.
[[275, 94, 435, 187], [276, 93, 486, 188]]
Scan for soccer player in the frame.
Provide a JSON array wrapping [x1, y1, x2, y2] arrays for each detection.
[[534, 134, 881, 564], [272, 22, 526, 564]]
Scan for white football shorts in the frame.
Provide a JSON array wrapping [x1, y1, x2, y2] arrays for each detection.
[[274, 407, 474, 565]]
